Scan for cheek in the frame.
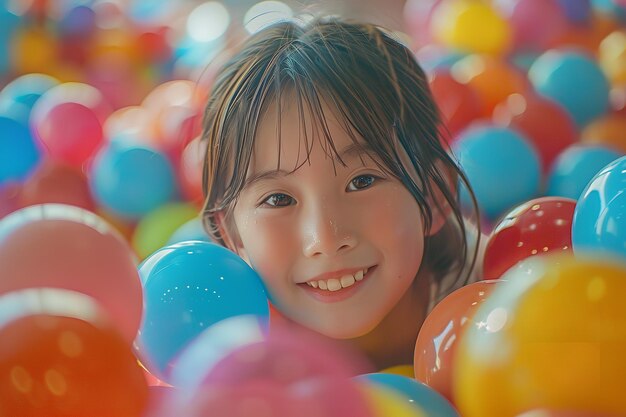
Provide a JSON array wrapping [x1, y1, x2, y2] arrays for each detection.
[[365, 187, 425, 260], [236, 213, 297, 290]]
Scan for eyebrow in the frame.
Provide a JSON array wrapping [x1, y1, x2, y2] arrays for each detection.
[[241, 142, 373, 191]]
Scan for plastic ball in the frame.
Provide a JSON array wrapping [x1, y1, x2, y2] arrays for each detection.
[[356, 373, 459, 417], [103, 105, 156, 143], [483, 197, 576, 280], [0, 204, 143, 344], [495, 0, 569, 52], [454, 255, 626, 417], [131, 202, 198, 259], [89, 142, 176, 220], [599, 30, 626, 85], [492, 93, 577, 173], [450, 55, 528, 117], [32, 101, 104, 167], [0, 114, 41, 185], [362, 384, 426, 417], [135, 241, 270, 381], [0, 73, 59, 111], [429, 69, 482, 139], [0, 288, 148, 417], [379, 365, 415, 378], [529, 50, 610, 127], [580, 113, 626, 153], [0, 182, 21, 219], [430, 0, 512, 55], [547, 145, 622, 200], [167, 217, 209, 245], [19, 159, 95, 211], [453, 125, 541, 220], [178, 136, 206, 204], [572, 155, 626, 262], [57, 4, 97, 37], [556, 0, 592, 24], [414, 281, 499, 403], [10, 26, 58, 74]]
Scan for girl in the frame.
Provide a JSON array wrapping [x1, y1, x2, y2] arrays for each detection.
[[201, 16, 481, 370]]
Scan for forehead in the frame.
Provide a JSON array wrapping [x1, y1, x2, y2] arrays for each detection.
[[251, 92, 363, 173]]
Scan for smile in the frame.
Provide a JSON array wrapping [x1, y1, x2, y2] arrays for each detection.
[[305, 267, 368, 291]]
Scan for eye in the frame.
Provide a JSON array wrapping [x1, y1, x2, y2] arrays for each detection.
[[347, 174, 378, 191], [262, 193, 294, 207]]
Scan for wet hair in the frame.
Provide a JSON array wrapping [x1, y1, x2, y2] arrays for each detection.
[[201, 16, 480, 297]]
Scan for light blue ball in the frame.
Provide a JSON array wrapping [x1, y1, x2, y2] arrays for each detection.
[[529, 50, 610, 127], [547, 145, 622, 200], [89, 143, 176, 220], [572, 155, 626, 262], [453, 125, 541, 220], [0, 74, 59, 111], [0, 115, 41, 185], [135, 241, 269, 381], [355, 373, 459, 417], [167, 217, 210, 245]]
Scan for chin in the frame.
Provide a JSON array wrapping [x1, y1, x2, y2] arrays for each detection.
[[305, 317, 381, 340]]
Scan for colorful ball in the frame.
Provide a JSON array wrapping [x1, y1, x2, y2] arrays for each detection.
[[454, 255, 626, 417], [0, 113, 41, 185], [572, 155, 626, 262], [0, 204, 143, 343], [431, 0, 511, 55], [529, 50, 610, 127], [0, 288, 148, 417], [414, 281, 499, 403], [453, 125, 541, 220], [492, 92, 578, 173], [89, 142, 176, 220], [132, 202, 198, 259], [483, 197, 576, 280], [356, 373, 459, 417], [135, 241, 270, 381], [547, 145, 622, 200]]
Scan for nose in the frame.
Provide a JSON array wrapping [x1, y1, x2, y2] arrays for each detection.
[[302, 202, 358, 258]]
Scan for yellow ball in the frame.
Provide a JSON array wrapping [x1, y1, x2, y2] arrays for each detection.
[[361, 384, 427, 417], [431, 0, 511, 55], [380, 364, 415, 378], [10, 26, 58, 74], [454, 255, 626, 417], [599, 31, 626, 85]]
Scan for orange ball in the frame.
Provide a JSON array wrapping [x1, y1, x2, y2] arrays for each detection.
[[580, 113, 626, 153], [0, 289, 148, 417], [451, 55, 529, 117], [454, 255, 626, 417], [414, 280, 499, 403]]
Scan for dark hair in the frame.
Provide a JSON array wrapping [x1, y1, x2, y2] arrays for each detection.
[[201, 16, 480, 296]]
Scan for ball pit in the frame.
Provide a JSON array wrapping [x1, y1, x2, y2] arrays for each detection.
[[0, 0, 625, 416]]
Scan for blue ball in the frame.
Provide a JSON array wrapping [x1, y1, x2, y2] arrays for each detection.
[[0, 115, 41, 185], [529, 50, 610, 127], [136, 241, 270, 381], [547, 145, 622, 200], [453, 125, 541, 220], [355, 373, 459, 417], [89, 142, 176, 220], [572, 155, 626, 262]]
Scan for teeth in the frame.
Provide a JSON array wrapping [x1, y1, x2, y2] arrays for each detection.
[[340, 274, 355, 287], [305, 268, 369, 291], [354, 270, 364, 281]]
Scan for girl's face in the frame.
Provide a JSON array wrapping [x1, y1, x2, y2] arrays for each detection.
[[226, 96, 430, 339]]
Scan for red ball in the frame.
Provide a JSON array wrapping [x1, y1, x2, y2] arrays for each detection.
[[483, 196, 576, 279], [493, 93, 578, 173], [33, 101, 104, 167], [0, 204, 142, 343]]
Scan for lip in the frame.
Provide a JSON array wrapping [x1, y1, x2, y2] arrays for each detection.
[[298, 265, 377, 303]]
